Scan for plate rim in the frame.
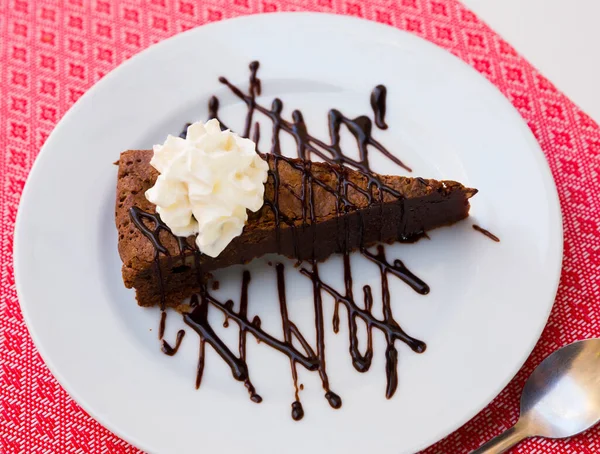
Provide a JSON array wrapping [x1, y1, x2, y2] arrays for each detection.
[[13, 11, 563, 453]]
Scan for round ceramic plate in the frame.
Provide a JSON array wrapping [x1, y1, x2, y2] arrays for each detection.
[[14, 13, 562, 454]]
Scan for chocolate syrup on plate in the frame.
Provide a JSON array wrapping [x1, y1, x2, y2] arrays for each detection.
[[370, 84, 388, 130], [473, 224, 500, 242], [130, 61, 430, 420]]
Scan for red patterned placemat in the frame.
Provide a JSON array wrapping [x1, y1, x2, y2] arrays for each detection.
[[2, 1, 598, 453]]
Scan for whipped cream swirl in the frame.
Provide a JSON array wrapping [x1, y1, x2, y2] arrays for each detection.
[[145, 119, 269, 258]]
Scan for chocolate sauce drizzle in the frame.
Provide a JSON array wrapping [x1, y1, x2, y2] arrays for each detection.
[[218, 63, 412, 174], [300, 248, 426, 399], [129, 206, 189, 353], [371, 84, 388, 130], [473, 224, 500, 242], [161, 330, 185, 356], [131, 61, 431, 420]]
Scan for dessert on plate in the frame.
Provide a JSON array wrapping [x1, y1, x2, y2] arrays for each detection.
[[113, 61, 479, 418]]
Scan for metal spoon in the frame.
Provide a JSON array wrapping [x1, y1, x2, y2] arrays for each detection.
[[471, 338, 600, 454]]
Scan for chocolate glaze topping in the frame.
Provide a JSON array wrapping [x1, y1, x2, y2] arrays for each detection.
[[130, 61, 432, 420]]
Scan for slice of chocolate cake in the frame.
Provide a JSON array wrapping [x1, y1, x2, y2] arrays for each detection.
[[115, 149, 477, 309]]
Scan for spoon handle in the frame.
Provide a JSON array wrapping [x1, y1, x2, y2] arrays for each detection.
[[470, 422, 530, 454]]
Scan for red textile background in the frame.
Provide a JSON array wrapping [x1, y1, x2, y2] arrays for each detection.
[[2, 1, 599, 453]]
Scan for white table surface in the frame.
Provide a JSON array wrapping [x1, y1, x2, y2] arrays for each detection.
[[462, 0, 600, 123]]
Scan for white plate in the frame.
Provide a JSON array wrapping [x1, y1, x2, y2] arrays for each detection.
[[14, 13, 562, 454]]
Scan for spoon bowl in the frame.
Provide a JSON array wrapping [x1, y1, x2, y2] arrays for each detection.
[[472, 338, 600, 453], [521, 338, 600, 439]]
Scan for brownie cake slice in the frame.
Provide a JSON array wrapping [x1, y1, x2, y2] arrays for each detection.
[[116, 149, 477, 309]]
